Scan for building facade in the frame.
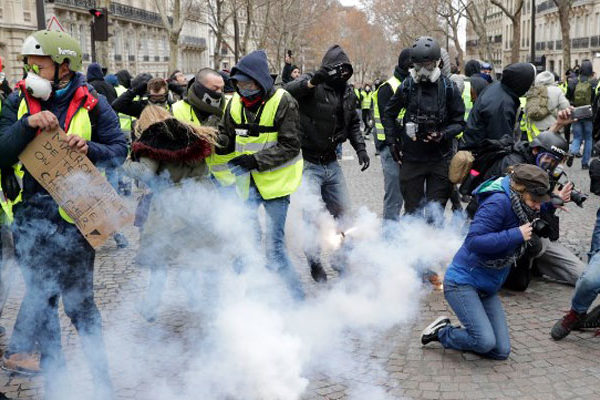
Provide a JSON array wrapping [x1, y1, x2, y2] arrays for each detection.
[[0, 0, 210, 85], [466, 0, 600, 77]]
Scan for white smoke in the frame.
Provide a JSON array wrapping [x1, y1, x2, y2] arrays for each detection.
[[36, 177, 463, 400]]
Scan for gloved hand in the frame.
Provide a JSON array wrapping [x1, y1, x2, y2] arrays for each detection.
[[385, 137, 403, 165], [310, 67, 330, 86], [228, 154, 258, 176], [357, 150, 370, 171], [424, 131, 444, 143], [1, 168, 21, 202], [133, 78, 151, 96]]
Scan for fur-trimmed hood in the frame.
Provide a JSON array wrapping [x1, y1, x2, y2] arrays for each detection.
[[132, 118, 212, 163]]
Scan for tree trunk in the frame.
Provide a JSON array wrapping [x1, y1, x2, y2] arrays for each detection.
[[558, 3, 571, 71], [169, 33, 178, 73], [511, 14, 521, 63], [233, 9, 240, 63]]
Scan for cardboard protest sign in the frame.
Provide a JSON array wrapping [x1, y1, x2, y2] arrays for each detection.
[[19, 129, 133, 249]]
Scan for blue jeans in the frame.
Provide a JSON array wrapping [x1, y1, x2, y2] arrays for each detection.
[[571, 252, 600, 313], [438, 281, 511, 360], [569, 119, 593, 166], [589, 207, 600, 261], [380, 146, 402, 221], [247, 183, 305, 300], [302, 160, 351, 268]]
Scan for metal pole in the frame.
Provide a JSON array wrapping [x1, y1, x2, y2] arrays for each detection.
[[530, 0, 536, 63], [36, 0, 46, 30], [91, 21, 96, 62]]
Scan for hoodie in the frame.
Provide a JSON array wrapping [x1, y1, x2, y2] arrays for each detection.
[[464, 60, 481, 77], [567, 59, 597, 107], [230, 50, 274, 95], [284, 45, 366, 163], [462, 63, 535, 151], [219, 50, 301, 173], [445, 175, 524, 294], [529, 71, 570, 131], [86, 62, 117, 104], [116, 70, 132, 89]]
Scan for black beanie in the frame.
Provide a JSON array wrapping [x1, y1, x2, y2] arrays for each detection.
[[397, 48, 412, 71]]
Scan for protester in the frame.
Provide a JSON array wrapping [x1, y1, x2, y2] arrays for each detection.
[[567, 59, 596, 169], [0, 30, 127, 398], [360, 83, 373, 137], [86, 62, 117, 104], [382, 36, 465, 217], [220, 50, 304, 299], [111, 73, 154, 119], [281, 52, 301, 83], [124, 105, 217, 322], [168, 70, 187, 101], [422, 164, 550, 360], [461, 63, 536, 152], [373, 48, 411, 222], [285, 44, 369, 283]]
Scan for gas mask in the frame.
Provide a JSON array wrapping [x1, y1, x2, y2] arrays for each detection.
[[411, 61, 441, 83], [24, 72, 52, 101]]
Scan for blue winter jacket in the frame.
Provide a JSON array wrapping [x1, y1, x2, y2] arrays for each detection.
[[445, 176, 525, 294], [0, 72, 127, 219]]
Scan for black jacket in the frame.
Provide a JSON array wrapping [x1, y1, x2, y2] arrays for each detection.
[[382, 73, 465, 162], [285, 45, 365, 164], [86, 63, 117, 104], [461, 63, 535, 151], [112, 89, 148, 119]]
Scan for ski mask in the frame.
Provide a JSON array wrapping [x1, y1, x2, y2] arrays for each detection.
[[187, 81, 224, 117], [24, 71, 52, 101]]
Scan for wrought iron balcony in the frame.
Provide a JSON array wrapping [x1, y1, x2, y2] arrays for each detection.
[[53, 0, 97, 10], [110, 2, 163, 25], [181, 36, 207, 49], [572, 37, 590, 49], [592, 36, 600, 48]]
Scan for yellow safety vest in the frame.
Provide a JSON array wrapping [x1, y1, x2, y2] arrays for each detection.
[[372, 76, 405, 141], [360, 90, 372, 110], [229, 88, 303, 200], [559, 82, 568, 94], [462, 80, 472, 120], [115, 85, 134, 134], [172, 99, 237, 187], [522, 114, 541, 142], [0, 165, 23, 225], [17, 97, 92, 224]]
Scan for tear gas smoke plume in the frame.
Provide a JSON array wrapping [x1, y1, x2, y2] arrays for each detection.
[[31, 176, 463, 400]]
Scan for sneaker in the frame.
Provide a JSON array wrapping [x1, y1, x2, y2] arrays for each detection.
[[1, 353, 41, 375], [113, 233, 129, 249], [421, 316, 451, 345], [309, 261, 327, 283], [582, 304, 600, 329], [550, 309, 586, 340]]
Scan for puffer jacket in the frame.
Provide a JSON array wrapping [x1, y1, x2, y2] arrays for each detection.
[[530, 71, 569, 131], [445, 176, 524, 294], [284, 45, 365, 164]]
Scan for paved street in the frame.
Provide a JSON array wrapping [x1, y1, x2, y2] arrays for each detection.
[[0, 138, 599, 400]]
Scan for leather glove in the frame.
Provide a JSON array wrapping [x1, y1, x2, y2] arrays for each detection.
[[424, 131, 444, 143], [228, 154, 258, 176], [310, 67, 330, 86], [385, 137, 402, 165], [1, 167, 21, 202], [357, 150, 370, 171]]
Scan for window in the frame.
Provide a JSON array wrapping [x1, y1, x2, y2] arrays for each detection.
[[79, 25, 88, 54]]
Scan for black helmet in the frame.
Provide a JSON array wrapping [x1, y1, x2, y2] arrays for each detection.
[[530, 131, 568, 158], [411, 36, 441, 63]]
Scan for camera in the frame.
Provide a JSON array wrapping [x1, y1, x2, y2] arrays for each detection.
[[531, 214, 560, 241], [549, 164, 588, 207], [572, 105, 593, 120]]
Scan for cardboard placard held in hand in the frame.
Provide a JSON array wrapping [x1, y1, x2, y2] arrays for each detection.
[[19, 129, 133, 249]]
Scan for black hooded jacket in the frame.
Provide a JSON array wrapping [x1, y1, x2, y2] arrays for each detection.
[[86, 62, 117, 104], [284, 45, 365, 163], [461, 63, 535, 151]]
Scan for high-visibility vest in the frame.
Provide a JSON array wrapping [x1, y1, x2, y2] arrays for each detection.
[[360, 90, 372, 109], [372, 76, 405, 141], [559, 82, 568, 94], [115, 85, 134, 134], [16, 81, 96, 224], [172, 99, 237, 187], [0, 165, 23, 225], [595, 81, 600, 95], [229, 88, 303, 200], [462, 80, 472, 120], [522, 114, 541, 142]]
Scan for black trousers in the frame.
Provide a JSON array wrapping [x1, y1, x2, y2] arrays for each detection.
[[399, 159, 452, 215]]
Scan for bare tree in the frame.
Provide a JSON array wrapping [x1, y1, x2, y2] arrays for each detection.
[[553, 0, 573, 71], [206, 0, 237, 69], [491, 0, 524, 63], [154, 0, 190, 73], [458, 0, 492, 62], [436, 0, 466, 70]]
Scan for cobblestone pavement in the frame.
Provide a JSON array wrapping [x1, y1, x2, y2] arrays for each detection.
[[1, 138, 599, 399]]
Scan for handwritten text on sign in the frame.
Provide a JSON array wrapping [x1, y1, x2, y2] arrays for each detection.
[[19, 129, 133, 249]]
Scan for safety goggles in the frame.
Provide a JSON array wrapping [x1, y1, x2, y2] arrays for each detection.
[[536, 152, 562, 172], [23, 64, 41, 75], [414, 61, 437, 71], [148, 94, 168, 103]]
